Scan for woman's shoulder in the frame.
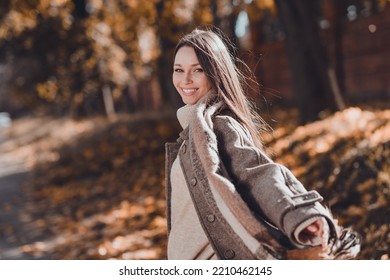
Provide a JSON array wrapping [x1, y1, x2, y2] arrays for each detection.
[[213, 109, 252, 139], [213, 104, 237, 120], [214, 108, 238, 127]]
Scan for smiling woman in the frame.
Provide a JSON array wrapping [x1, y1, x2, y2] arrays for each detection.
[[165, 27, 360, 260]]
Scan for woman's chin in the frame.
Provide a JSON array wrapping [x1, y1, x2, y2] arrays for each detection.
[[181, 96, 197, 105]]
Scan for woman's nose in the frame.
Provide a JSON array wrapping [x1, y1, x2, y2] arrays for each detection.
[[183, 72, 192, 83]]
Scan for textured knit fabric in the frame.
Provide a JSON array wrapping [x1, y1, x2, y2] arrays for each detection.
[[168, 155, 216, 259], [167, 104, 217, 259]]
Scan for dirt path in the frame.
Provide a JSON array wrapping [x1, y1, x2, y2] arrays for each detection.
[[0, 120, 54, 259], [0, 176, 32, 259], [0, 159, 36, 259]]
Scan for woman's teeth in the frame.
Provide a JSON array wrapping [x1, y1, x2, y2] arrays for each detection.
[[182, 88, 197, 94]]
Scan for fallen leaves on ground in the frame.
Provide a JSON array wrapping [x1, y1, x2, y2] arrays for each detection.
[[1, 105, 389, 260], [1, 112, 180, 259]]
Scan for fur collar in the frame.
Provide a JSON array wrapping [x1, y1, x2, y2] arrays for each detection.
[[177, 104, 197, 129]]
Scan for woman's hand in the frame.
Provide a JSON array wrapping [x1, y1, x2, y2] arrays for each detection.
[[298, 219, 328, 248]]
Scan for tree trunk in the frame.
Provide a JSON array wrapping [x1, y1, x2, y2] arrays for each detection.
[[275, 0, 345, 124], [211, 0, 221, 28], [328, 0, 346, 103], [155, 0, 183, 110], [102, 84, 116, 119], [71, 0, 88, 19]]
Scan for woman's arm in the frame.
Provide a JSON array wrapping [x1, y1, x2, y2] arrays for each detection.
[[213, 114, 335, 247]]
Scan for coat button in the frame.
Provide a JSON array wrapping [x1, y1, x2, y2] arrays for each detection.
[[191, 177, 197, 186], [182, 144, 187, 154], [207, 214, 215, 222], [224, 249, 235, 259]]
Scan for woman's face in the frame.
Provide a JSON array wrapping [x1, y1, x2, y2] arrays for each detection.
[[173, 46, 212, 105]]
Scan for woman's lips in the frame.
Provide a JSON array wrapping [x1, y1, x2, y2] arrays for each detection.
[[181, 88, 198, 95]]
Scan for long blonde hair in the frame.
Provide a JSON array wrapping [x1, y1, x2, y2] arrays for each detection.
[[174, 27, 269, 148]]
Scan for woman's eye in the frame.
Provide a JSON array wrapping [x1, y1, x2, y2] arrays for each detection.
[[174, 68, 183, 72], [194, 68, 204, 72]]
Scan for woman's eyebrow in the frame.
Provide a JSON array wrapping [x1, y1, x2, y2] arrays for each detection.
[[174, 63, 200, 67]]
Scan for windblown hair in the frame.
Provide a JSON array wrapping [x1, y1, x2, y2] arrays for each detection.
[[174, 27, 268, 148]]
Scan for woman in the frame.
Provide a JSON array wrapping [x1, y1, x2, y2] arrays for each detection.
[[165, 27, 359, 260]]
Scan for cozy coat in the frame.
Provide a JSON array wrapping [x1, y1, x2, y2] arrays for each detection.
[[165, 97, 338, 259]]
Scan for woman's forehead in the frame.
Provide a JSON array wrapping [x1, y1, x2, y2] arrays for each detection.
[[174, 46, 199, 65]]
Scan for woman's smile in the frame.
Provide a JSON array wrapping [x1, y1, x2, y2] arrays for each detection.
[[181, 88, 198, 95]]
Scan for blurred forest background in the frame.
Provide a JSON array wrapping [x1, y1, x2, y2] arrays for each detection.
[[0, 0, 389, 260]]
